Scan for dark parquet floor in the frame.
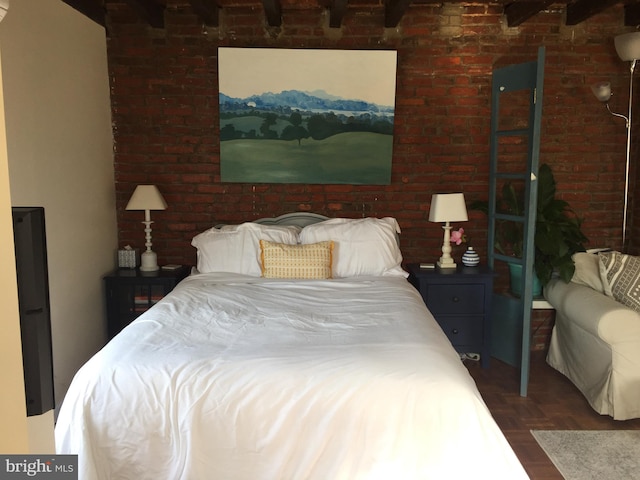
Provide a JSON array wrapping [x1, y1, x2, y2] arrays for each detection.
[[465, 351, 640, 479]]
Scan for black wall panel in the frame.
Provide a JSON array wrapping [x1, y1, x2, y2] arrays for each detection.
[[12, 207, 54, 416]]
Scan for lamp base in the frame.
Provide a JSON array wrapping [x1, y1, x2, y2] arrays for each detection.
[[437, 257, 457, 269], [436, 222, 458, 270], [140, 250, 159, 272]]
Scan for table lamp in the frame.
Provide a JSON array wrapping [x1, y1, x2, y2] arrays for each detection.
[[429, 193, 468, 269], [125, 185, 167, 272]]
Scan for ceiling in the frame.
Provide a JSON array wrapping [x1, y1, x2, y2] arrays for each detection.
[[62, 0, 640, 30]]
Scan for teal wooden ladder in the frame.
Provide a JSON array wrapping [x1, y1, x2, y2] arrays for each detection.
[[487, 47, 545, 396]]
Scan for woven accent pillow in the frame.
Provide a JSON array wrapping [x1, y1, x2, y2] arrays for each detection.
[[598, 251, 640, 312], [260, 240, 334, 279]]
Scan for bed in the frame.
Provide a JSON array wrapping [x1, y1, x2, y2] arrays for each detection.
[[55, 213, 528, 479]]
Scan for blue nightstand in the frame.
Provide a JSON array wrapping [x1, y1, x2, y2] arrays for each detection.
[[407, 263, 494, 368]]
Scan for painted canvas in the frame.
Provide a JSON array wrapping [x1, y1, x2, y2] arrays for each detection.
[[218, 47, 397, 184]]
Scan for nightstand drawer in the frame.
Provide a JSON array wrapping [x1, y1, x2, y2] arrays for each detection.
[[436, 316, 484, 346], [425, 284, 485, 314]]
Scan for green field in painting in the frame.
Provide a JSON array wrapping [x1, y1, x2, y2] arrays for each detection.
[[220, 132, 393, 184]]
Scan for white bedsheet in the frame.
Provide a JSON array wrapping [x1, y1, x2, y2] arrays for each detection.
[[56, 273, 528, 479]]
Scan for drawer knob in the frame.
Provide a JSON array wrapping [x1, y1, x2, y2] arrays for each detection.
[[452, 296, 460, 303], [452, 328, 459, 335]]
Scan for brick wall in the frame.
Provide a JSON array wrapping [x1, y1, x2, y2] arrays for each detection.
[[107, 1, 635, 332], [532, 309, 556, 351]]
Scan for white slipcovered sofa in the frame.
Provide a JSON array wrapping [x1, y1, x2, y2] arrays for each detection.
[[545, 251, 640, 420]]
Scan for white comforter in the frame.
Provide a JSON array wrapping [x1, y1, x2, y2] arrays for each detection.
[[56, 273, 528, 479]]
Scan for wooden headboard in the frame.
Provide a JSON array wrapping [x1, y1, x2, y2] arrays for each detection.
[[253, 212, 329, 228]]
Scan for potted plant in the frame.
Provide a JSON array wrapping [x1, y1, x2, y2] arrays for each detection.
[[471, 163, 588, 295]]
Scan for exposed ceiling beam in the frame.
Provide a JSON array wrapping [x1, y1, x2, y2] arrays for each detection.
[[125, 0, 165, 28], [504, 1, 554, 28], [566, 0, 620, 26], [189, 0, 220, 27], [61, 0, 105, 27], [58, 0, 640, 30], [262, 0, 282, 27], [329, 0, 348, 28], [385, 0, 412, 28]]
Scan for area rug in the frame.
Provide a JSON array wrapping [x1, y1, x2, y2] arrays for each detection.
[[531, 430, 640, 480]]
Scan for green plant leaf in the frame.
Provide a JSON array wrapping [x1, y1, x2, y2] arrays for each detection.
[[470, 163, 588, 287]]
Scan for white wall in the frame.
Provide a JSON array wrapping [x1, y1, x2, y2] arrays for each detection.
[[0, 45, 29, 453], [0, 0, 117, 421]]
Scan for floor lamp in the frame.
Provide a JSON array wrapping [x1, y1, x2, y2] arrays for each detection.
[[592, 32, 640, 248]]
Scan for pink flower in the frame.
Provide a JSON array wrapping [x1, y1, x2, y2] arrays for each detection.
[[451, 228, 467, 245]]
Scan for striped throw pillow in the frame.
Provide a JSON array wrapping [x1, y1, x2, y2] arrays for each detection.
[[598, 251, 640, 312]]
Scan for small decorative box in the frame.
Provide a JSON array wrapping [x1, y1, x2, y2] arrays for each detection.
[[117, 247, 139, 269]]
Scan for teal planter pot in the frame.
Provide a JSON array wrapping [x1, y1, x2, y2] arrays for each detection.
[[508, 263, 542, 297]]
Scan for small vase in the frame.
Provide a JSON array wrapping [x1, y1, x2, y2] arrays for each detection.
[[462, 247, 480, 267]]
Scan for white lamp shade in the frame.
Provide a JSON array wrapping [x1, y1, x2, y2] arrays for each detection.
[[428, 193, 468, 223], [125, 185, 167, 211], [591, 82, 612, 102], [615, 32, 640, 61]]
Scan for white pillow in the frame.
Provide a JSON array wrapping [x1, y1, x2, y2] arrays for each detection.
[[299, 217, 407, 278], [570, 252, 605, 294], [191, 222, 300, 276]]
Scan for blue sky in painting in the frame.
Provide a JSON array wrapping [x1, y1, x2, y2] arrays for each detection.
[[218, 48, 397, 108]]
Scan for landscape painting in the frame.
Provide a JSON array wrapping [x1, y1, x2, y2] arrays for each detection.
[[218, 47, 397, 184]]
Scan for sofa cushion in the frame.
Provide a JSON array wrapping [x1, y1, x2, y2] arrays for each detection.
[[598, 251, 640, 312]]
